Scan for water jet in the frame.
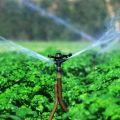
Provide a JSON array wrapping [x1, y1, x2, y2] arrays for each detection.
[[21, 0, 95, 41], [0, 36, 51, 62]]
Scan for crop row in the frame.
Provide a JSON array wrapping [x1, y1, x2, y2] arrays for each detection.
[[0, 50, 120, 120]]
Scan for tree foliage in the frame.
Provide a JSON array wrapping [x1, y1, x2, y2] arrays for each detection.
[[1, 0, 119, 40]]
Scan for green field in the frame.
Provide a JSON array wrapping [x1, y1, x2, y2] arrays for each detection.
[[0, 41, 120, 120], [17, 41, 90, 53]]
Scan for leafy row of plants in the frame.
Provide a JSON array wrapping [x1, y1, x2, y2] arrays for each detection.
[[0, 49, 120, 120]]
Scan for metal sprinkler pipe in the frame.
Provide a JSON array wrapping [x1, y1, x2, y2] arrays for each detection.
[[48, 52, 72, 120]]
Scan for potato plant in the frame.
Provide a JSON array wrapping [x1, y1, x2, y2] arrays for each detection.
[[0, 50, 120, 120]]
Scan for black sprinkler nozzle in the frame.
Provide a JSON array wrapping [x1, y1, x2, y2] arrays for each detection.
[[48, 52, 72, 66]]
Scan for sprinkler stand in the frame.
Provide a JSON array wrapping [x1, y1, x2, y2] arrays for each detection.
[[48, 52, 72, 120]]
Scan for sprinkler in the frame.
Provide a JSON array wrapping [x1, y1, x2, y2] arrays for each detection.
[[48, 51, 72, 120]]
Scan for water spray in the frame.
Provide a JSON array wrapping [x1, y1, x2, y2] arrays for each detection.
[[48, 52, 72, 120], [21, 0, 95, 41], [0, 36, 51, 62]]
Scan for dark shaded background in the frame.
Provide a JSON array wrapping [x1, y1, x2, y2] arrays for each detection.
[[0, 0, 119, 41]]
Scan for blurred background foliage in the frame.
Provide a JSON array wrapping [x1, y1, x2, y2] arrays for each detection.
[[0, 0, 120, 41]]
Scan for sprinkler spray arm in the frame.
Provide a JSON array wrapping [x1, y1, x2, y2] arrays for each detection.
[[48, 52, 72, 120], [48, 52, 72, 66]]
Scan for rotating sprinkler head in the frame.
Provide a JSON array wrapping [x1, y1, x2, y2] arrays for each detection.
[[48, 51, 72, 120], [48, 51, 72, 66]]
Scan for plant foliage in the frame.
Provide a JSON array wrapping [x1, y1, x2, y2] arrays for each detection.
[[0, 50, 120, 120]]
